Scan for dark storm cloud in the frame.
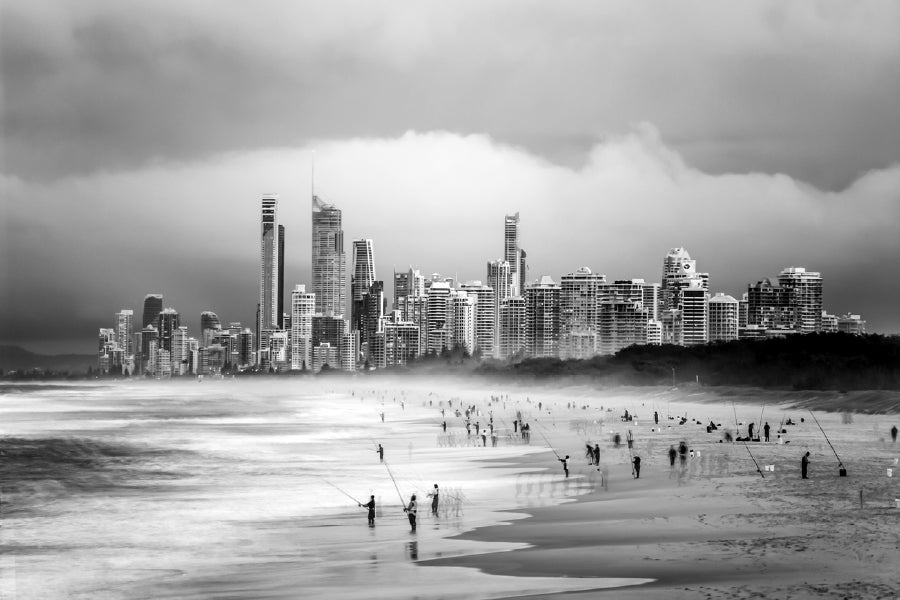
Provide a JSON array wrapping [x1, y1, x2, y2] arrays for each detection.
[[2, 1, 899, 189]]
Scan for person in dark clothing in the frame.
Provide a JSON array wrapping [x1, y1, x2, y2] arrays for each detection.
[[585, 443, 594, 464], [404, 494, 417, 531], [442, 421, 447, 432], [678, 441, 688, 468], [654, 411, 659, 425], [632, 456, 641, 479], [428, 484, 439, 516], [891, 425, 898, 443], [613, 433, 621, 448], [376, 444, 384, 462], [748, 422, 755, 440], [668, 445, 677, 467], [801, 452, 810, 479], [559, 455, 570, 478], [763, 422, 771, 442], [593, 444, 600, 466], [360, 495, 376, 526], [513, 419, 518, 433]]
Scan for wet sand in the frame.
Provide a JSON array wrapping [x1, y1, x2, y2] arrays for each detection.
[[425, 386, 900, 599]]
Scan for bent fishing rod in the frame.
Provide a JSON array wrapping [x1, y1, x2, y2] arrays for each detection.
[[537, 426, 561, 460], [808, 410, 845, 471], [382, 460, 409, 510], [320, 478, 363, 505], [732, 400, 765, 479]]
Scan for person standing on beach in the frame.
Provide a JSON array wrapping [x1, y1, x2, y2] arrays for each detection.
[[654, 411, 659, 425], [891, 425, 898, 443], [559, 455, 570, 478], [678, 441, 688, 468], [376, 444, 384, 462], [632, 455, 641, 478], [748, 422, 755, 440], [801, 451, 810, 479], [404, 494, 417, 531], [763, 422, 770, 442], [593, 444, 600, 466], [428, 484, 439, 516], [360, 495, 376, 526], [668, 445, 677, 468]]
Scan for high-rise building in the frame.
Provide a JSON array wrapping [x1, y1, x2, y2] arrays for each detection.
[[140, 325, 159, 375], [172, 326, 190, 375], [460, 281, 495, 358], [449, 290, 476, 355], [777, 267, 823, 333], [114, 309, 134, 357], [142, 294, 163, 329], [504, 213, 521, 296], [158, 308, 180, 353], [351, 239, 376, 333], [747, 278, 796, 330], [560, 267, 606, 359], [708, 293, 739, 342], [519, 248, 528, 296], [258, 195, 280, 350], [393, 269, 409, 307], [361, 281, 386, 362], [312, 195, 346, 317], [200, 311, 221, 348], [525, 276, 561, 358], [821, 311, 838, 333], [681, 282, 709, 346], [396, 294, 427, 358], [383, 313, 421, 367], [426, 281, 452, 355], [661, 248, 708, 312], [277, 224, 285, 328], [498, 297, 526, 360], [598, 280, 649, 355], [291, 285, 315, 370]]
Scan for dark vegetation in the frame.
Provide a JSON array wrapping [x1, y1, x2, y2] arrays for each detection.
[[3, 334, 899, 391]]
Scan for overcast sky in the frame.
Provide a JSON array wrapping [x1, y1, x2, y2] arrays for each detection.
[[2, 0, 899, 354]]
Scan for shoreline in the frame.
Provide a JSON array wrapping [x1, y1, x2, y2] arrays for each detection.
[[422, 391, 900, 599]]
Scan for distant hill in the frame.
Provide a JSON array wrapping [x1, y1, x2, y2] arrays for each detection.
[[0, 345, 95, 374]]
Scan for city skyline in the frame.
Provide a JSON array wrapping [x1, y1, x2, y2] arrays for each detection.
[[3, 2, 900, 354]]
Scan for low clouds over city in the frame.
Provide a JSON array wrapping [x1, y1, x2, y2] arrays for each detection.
[[2, 0, 899, 352]]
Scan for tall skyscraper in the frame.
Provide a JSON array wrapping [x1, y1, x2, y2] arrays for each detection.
[[598, 280, 650, 355], [278, 224, 285, 328], [142, 294, 163, 329], [525, 276, 561, 358], [498, 297, 526, 360], [747, 278, 796, 330], [158, 308, 180, 353], [258, 195, 280, 349], [351, 239, 376, 332], [504, 213, 521, 296], [312, 195, 346, 317], [681, 282, 709, 346], [661, 247, 708, 312], [449, 290, 476, 355], [114, 309, 134, 357], [777, 267, 823, 333], [426, 281, 452, 355], [291, 284, 315, 370]]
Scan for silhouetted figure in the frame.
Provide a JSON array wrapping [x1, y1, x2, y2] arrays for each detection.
[[513, 419, 518, 433], [801, 452, 810, 479], [442, 421, 447, 432], [668, 445, 677, 467], [613, 433, 621, 448], [892, 425, 898, 443], [632, 456, 641, 479], [593, 444, 600, 466], [376, 444, 384, 462], [748, 422, 755, 440], [360, 495, 376, 526], [559, 455, 570, 478], [654, 411, 659, 425], [763, 422, 770, 442], [585, 443, 594, 464], [404, 494, 418, 531], [428, 484, 439, 515], [678, 441, 688, 468]]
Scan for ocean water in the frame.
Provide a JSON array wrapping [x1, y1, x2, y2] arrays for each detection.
[[0, 379, 627, 599]]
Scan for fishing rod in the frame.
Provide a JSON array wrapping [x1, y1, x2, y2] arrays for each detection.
[[808, 410, 845, 473], [382, 460, 408, 509], [537, 427, 561, 460], [756, 401, 766, 441], [733, 400, 764, 479], [320, 478, 363, 505], [627, 429, 635, 477]]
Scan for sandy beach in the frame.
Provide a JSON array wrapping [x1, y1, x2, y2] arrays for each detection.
[[425, 384, 900, 599]]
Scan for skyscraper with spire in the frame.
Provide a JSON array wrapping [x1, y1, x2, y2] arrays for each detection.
[[258, 195, 281, 352], [504, 213, 521, 296], [312, 195, 346, 317]]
